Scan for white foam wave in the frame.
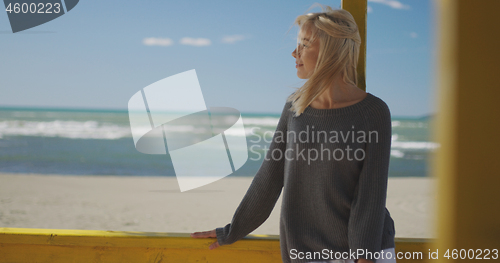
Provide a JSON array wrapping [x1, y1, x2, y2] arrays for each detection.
[[391, 150, 405, 158], [392, 121, 428, 128], [223, 128, 247, 137], [391, 133, 439, 150], [0, 120, 249, 139], [0, 120, 132, 139], [0, 120, 441, 151], [391, 141, 440, 150], [243, 117, 279, 126]]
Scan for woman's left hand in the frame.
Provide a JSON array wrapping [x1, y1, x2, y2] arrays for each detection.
[[190, 229, 220, 250]]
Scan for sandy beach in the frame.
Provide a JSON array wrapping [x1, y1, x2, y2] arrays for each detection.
[[0, 173, 436, 239]]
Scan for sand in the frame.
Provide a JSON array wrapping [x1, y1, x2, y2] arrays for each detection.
[[0, 173, 436, 239]]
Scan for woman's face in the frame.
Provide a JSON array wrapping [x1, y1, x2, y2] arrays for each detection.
[[292, 25, 319, 79]]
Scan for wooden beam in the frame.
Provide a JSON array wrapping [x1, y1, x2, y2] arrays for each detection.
[[341, 0, 367, 91], [0, 228, 432, 262], [433, 0, 500, 261]]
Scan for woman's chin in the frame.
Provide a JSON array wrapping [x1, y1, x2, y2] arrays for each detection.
[[296, 73, 307, 79], [296, 69, 311, 79]]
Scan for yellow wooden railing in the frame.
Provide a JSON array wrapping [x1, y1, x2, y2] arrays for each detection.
[[0, 228, 431, 262]]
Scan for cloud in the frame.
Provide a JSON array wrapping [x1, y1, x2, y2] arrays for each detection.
[[368, 0, 410, 10], [142, 37, 174, 47], [221, 34, 247, 44], [180, 37, 211, 47], [410, 32, 418, 38], [367, 6, 373, 13]]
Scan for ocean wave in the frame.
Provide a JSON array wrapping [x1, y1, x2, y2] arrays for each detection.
[[243, 117, 280, 126], [391, 134, 439, 150], [0, 120, 132, 139], [0, 120, 253, 139], [0, 120, 442, 151], [391, 140, 440, 150], [392, 120, 428, 128], [391, 150, 405, 158]]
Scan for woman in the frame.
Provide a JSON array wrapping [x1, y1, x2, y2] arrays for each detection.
[[191, 5, 396, 263]]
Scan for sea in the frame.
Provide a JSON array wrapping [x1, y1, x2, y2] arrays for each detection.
[[0, 107, 438, 178]]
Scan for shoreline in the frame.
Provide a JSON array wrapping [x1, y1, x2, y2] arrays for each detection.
[[0, 173, 436, 238]]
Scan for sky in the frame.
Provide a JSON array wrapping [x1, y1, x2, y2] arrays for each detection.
[[0, 0, 435, 117]]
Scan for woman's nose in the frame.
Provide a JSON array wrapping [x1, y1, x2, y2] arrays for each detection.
[[292, 48, 297, 58]]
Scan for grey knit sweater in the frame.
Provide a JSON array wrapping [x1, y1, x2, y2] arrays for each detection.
[[216, 92, 395, 263]]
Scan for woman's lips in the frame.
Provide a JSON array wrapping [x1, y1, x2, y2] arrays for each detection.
[[296, 64, 303, 68]]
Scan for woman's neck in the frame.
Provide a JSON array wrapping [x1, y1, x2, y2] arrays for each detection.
[[310, 76, 367, 110]]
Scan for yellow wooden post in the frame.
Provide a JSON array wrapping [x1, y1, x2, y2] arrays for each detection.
[[432, 0, 500, 261], [341, 0, 367, 91]]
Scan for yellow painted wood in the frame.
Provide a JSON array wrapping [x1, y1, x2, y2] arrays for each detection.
[[0, 228, 281, 263], [341, 0, 367, 91], [0, 227, 280, 250], [432, 0, 500, 262], [0, 228, 431, 263], [395, 238, 432, 262]]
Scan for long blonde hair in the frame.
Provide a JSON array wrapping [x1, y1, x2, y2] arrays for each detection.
[[287, 5, 361, 116]]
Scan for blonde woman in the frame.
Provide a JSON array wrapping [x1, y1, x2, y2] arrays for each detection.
[[191, 5, 396, 263]]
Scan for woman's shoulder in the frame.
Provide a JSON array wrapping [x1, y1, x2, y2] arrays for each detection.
[[363, 93, 392, 130], [365, 92, 391, 117]]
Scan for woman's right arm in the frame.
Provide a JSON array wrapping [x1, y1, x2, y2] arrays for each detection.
[[193, 101, 291, 247]]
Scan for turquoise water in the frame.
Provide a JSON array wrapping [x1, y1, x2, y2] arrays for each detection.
[[0, 107, 437, 177]]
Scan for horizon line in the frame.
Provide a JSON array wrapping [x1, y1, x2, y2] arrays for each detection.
[[0, 104, 435, 119]]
